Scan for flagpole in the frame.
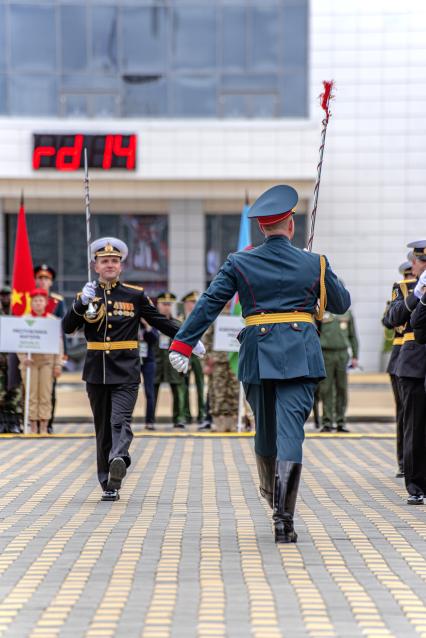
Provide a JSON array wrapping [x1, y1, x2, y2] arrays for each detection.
[[24, 353, 31, 435]]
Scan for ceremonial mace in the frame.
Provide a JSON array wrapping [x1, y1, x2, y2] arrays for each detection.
[[306, 80, 335, 252], [84, 148, 97, 319]]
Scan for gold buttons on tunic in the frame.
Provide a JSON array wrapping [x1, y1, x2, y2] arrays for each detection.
[[105, 350, 110, 354], [108, 324, 112, 329], [106, 337, 111, 341], [108, 300, 112, 305], [108, 312, 112, 316], [293, 323, 298, 328], [106, 290, 111, 295], [260, 327, 266, 333]]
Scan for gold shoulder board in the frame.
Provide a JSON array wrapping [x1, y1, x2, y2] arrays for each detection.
[[122, 283, 144, 292]]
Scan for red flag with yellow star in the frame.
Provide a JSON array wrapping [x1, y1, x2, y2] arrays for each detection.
[[11, 194, 35, 316]]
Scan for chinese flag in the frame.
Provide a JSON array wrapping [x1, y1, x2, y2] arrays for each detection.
[[11, 194, 35, 316]]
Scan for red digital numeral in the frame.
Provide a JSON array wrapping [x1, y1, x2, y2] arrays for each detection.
[[102, 134, 136, 170], [56, 134, 83, 171], [33, 145, 56, 169]]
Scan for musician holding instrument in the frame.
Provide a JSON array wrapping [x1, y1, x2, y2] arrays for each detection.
[[62, 237, 186, 501]]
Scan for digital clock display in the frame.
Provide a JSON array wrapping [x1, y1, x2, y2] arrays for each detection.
[[33, 133, 137, 171]]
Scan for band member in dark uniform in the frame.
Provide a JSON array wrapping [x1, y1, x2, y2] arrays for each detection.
[[387, 240, 426, 505], [63, 237, 202, 501]]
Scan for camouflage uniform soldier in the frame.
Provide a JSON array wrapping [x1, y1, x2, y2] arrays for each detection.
[[203, 322, 239, 432], [318, 309, 359, 433]]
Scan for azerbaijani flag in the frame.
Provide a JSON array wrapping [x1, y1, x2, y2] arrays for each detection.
[[229, 197, 252, 375]]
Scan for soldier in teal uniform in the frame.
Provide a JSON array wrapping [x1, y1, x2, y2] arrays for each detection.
[[153, 292, 186, 429], [169, 185, 350, 544], [318, 308, 359, 433]]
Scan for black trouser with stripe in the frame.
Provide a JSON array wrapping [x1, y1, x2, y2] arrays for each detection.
[[86, 382, 139, 488], [399, 377, 426, 496], [389, 374, 404, 470]]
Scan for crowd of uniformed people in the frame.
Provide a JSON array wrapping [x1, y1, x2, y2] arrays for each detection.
[[2, 185, 426, 536]]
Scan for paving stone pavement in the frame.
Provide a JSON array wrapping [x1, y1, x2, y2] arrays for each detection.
[[0, 431, 425, 638]]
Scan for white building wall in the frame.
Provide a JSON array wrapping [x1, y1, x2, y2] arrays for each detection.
[[311, 0, 426, 370]]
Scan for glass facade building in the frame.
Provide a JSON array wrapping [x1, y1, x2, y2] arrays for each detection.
[[0, 0, 308, 118]]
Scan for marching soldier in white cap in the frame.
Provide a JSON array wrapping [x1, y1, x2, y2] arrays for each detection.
[[63, 237, 197, 501]]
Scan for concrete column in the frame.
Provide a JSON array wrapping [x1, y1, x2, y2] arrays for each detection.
[[0, 199, 5, 285], [168, 199, 205, 298]]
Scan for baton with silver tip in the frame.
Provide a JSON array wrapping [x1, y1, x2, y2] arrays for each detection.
[[84, 148, 97, 319]]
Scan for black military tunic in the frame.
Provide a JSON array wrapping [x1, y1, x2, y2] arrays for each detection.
[[63, 280, 180, 487], [388, 278, 426, 497], [412, 291, 426, 346]]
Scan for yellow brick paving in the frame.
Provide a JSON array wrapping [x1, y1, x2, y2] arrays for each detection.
[[0, 434, 426, 636], [31, 440, 158, 638], [223, 439, 282, 638], [305, 444, 426, 637], [0, 443, 90, 578], [240, 441, 340, 638], [141, 440, 193, 638], [197, 440, 225, 638]]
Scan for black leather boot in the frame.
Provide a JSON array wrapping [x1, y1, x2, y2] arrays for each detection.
[[273, 460, 302, 544], [255, 453, 276, 508]]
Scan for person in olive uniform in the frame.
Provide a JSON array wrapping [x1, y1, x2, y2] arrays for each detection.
[[180, 291, 205, 424], [387, 240, 426, 505], [318, 308, 358, 433], [382, 259, 413, 477], [169, 185, 350, 544], [139, 319, 159, 431], [63, 239, 183, 501], [153, 292, 186, 429], [34, 264, 67, 434]]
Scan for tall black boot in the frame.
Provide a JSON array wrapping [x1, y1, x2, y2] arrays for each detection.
[[255, 453, 276, 508], [273, 460, 302, 544]]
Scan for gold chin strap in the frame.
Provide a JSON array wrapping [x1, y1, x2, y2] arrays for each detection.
[[315, 255, 327, 321]]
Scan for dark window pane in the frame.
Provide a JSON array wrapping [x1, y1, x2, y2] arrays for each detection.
[[92, 94, 119, 117], [250, 93, 278, 117], [283, 0, 308, 68], [63, 215, 86, 279], [9, 75, 57, 115], [221, 6, 246, 70], [173, 7, 217, 69], [0, 5, 5, 71], [221, 73, 278, 91], [280, 70, 307, 117], [121, 7, 168, 72], [10, 5, 56, 72], [0, 76, 6, 114], [173, 75, 216, 117], [123, 77, 167, 116], [60, 6, 87, 72], [121, 215, 169, 284], [61, 94, 88, 117], [220, 93, 246, 118], [249, 6, 279, 70], [90, 6, 117, 72], [61, 74, 119, 91]]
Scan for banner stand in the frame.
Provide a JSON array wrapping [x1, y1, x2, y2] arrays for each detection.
[[24, 353, 31, 435]]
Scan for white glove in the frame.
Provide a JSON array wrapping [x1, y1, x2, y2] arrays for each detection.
[[81, 281, 97, 305], [169, 352, 189, 374], [193, 340, 206, 358], [414, 271, 426, 299]]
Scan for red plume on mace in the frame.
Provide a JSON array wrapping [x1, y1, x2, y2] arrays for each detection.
[[306, 80, 335, 252]]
